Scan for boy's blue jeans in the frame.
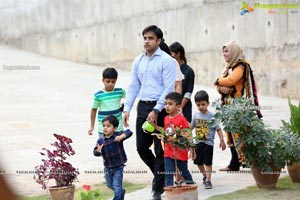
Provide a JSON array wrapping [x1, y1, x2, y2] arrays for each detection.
[[164, 157, 194, 187], [104, 165, 125, 200]]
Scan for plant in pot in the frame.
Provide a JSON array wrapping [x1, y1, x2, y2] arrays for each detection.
[[281, 98, 300, 182], [151, 125, 198, 200], [34, 133, 79, 200], [211, 97, 287, 189], [271, 126, 300, 178]]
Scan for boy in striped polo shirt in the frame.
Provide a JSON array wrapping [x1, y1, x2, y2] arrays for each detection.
[[88, 68, 126, 138]]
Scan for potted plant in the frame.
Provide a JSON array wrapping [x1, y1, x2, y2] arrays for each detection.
[[151, 126, 198, 200], [34, 133, 79, 200], [211, 97, 286, 189], [281, 98, 300, 182]]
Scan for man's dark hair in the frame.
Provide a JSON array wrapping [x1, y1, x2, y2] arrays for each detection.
[[142, 25, 163, 39], [194, 90, 209, 103], [165, 92, 182, 105], [102, 68, 118, 79], [102, 115, 119, 128]]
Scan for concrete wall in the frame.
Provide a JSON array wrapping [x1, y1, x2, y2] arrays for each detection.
[[0, 0, 299, 99]]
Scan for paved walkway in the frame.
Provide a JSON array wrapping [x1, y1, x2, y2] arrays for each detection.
[[0, 46, 295, 199]]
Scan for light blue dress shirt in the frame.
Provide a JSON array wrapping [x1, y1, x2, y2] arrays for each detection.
[[124, 47, 176, 112]]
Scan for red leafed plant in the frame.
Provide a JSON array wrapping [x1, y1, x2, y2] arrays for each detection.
[[34, 133, 79, 189]]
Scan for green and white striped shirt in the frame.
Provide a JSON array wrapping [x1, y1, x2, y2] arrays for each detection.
[[92, 88, 125, 133]]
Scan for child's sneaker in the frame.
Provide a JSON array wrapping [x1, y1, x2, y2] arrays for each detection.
[[184, 180, 196, 185], [204, 181, 212, 189], [202, 176, 207, 184], [175, 178, 183, 187]]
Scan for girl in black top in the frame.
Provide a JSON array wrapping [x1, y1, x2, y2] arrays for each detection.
[[169, 42, 195, 122]]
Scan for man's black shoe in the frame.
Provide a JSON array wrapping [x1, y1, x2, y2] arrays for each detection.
[[151, 190, 161, 200]]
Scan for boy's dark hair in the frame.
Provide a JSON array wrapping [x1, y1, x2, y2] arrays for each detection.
[[142, 25, 163, 39], [165, 92, 182, 105], [169, 42, 187, 64], [194, 90, 209, 103], [102, 115, 119, 128], [102, 68, 118, 79]]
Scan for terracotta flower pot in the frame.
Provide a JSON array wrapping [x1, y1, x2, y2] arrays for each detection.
[[287, 162, 300, 183], [48, 184, 75, 200], [250, 163, 281, 189], [164, 184, 198, 200]]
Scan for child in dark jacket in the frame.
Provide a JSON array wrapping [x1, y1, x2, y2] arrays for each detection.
[[93, 115, 132, 200]]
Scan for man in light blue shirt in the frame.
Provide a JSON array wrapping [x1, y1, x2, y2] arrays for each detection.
[[123, 25, 176, 200]]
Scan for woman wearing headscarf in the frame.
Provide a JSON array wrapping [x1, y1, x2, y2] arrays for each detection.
[[214, 41, 262, 171]]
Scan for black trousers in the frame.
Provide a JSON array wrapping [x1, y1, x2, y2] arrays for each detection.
[[228, 146, 240, 170], [182, 101, 192, 123], [136, 101, 166, 193]]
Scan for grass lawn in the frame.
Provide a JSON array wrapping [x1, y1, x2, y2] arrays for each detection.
[[208, 176, 300, 200], [18, 181, 148, 200]]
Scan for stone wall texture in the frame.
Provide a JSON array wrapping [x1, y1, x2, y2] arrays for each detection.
[[1, 0, 299, 99]]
